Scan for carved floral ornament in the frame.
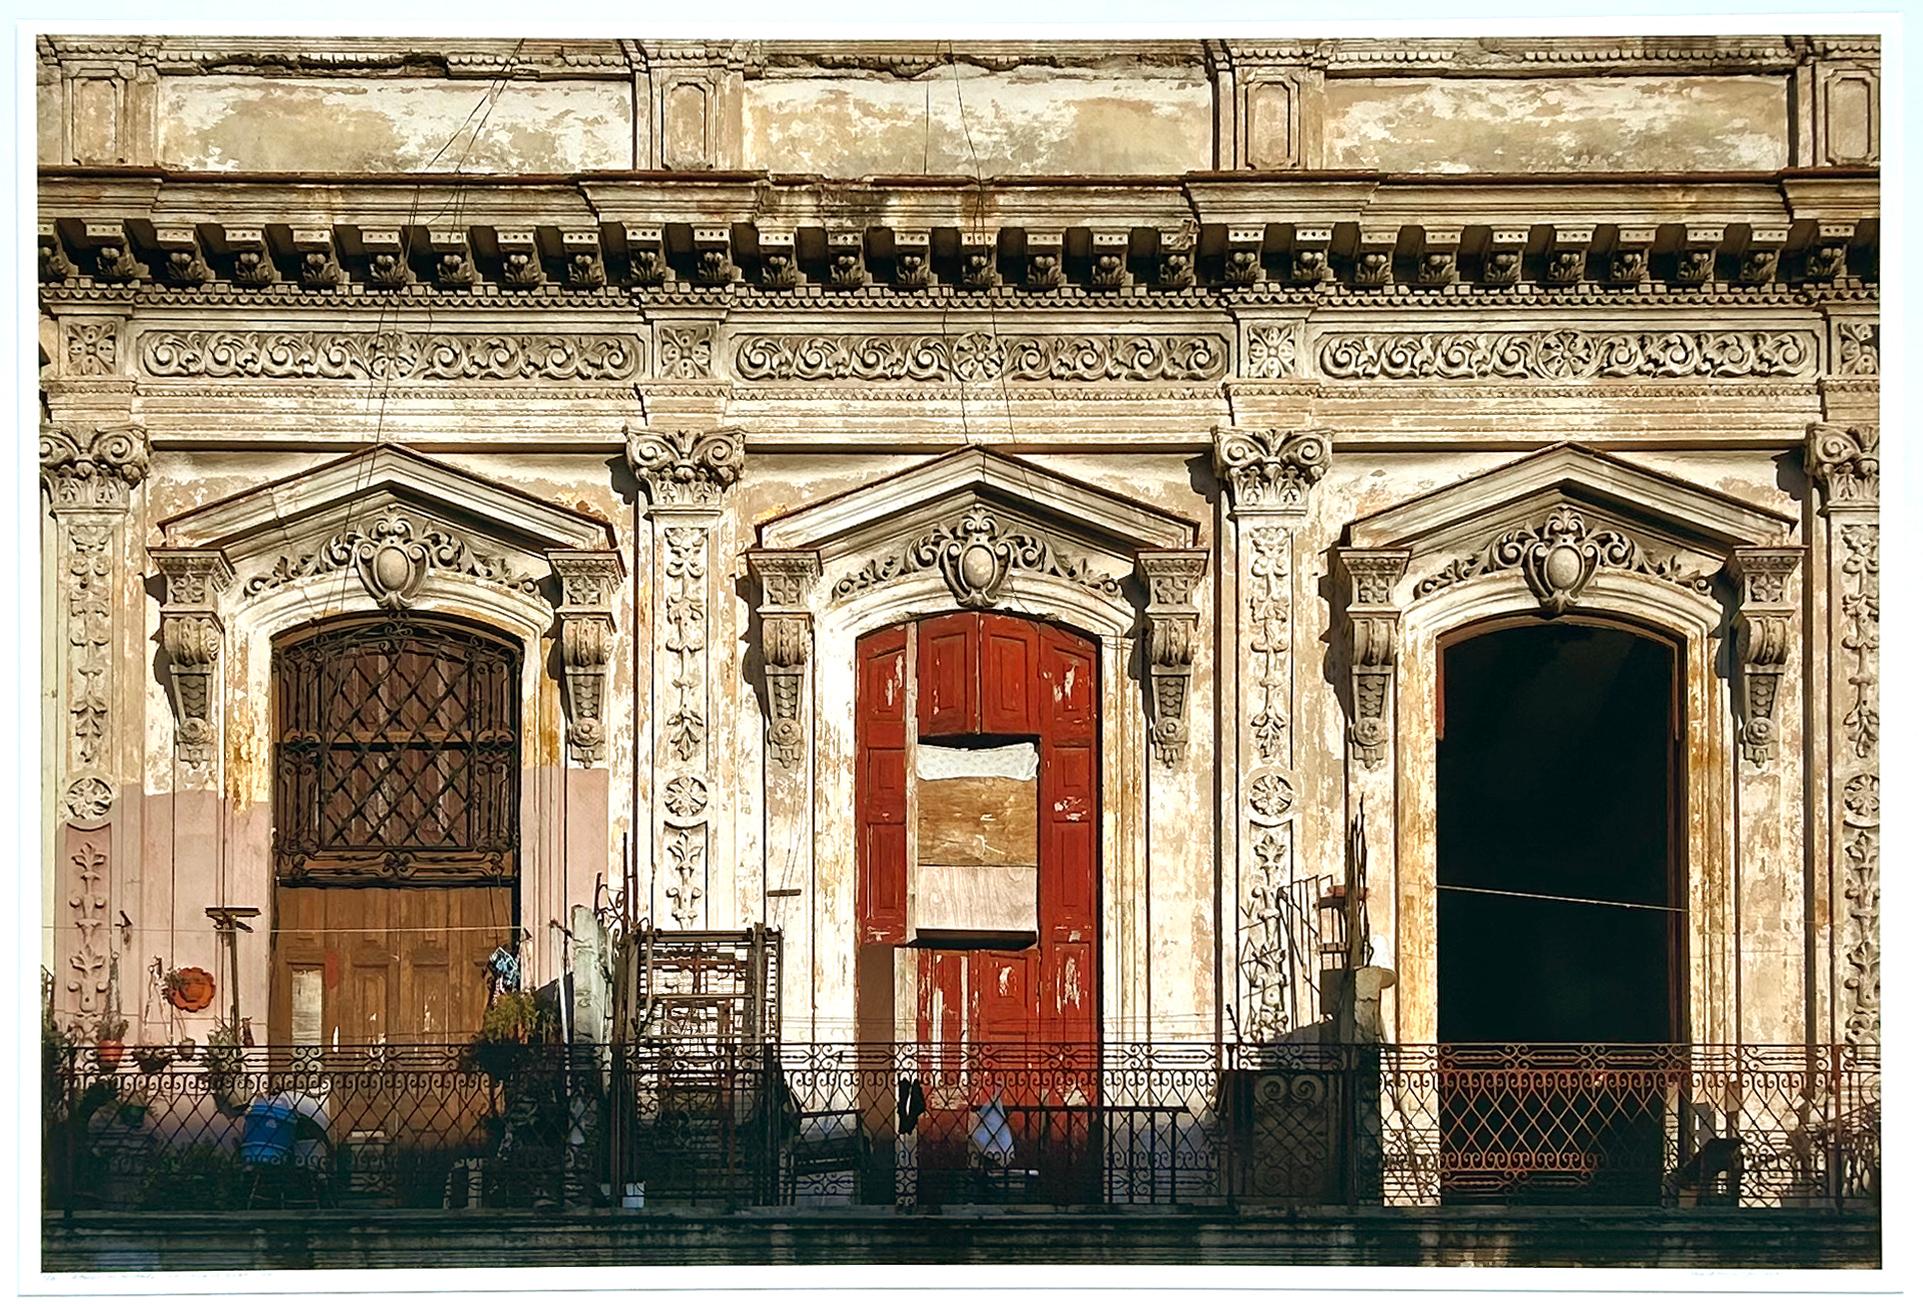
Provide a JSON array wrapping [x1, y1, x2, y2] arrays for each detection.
[[1212, 427, 1331, 514], [245, 510, 541, 609], [40, 424, 150, 511], [1416, 506, 1714, 615], [154, 549, 237, 774], [550, 551, 626, 766], [1732, 548, 1800, 766], [831, 507, 1124, 609], [1140, 550, 1209, 765], [1806, 422, 1879, 510], [748, 550, 821, 770], [625, 426, 744, 508]]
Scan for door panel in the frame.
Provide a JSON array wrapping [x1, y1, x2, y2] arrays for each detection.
[[917, 613, 977, 736], [857, 627, 910, 943]]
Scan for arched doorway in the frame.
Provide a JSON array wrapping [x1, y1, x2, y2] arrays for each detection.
[[854, 611, 1100, 1201], [1434, 617, 1682, 1202], [268, 614, 522, 1047]]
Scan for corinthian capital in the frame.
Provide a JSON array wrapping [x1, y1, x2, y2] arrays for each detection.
[[39, 423, 149, 512], [625, 425, 744, 508], [1213, 426, 1331, 515], [1807, 422, 1879, 511]]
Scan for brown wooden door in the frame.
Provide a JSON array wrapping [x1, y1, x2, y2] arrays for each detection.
[[270, 885, 515, 1046]]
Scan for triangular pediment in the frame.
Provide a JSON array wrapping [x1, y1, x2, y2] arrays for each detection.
[[1349, 444, 1793, 567], [758, 448, 1198, 561]]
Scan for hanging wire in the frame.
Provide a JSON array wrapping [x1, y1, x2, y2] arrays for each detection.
[[1437, 882, 1683, 914]]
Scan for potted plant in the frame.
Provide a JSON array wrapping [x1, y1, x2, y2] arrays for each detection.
[[93, 1013, 128, 1072], [464, 992, 557, 1082], [133, 1045, 176, 1074], [204, 1019, 247, 1108]]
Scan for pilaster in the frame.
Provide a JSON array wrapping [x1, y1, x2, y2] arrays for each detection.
[[1212, 426, 1330, 1042], [1806, 420, 1879, 1047], [626, 425, 743, 930], [40, 418, 148, 1031]]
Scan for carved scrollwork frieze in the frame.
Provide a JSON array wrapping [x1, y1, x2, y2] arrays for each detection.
[[1732, 548, 1800, 766], [625, 425, 744, 508], [1139, 550, 1209, 766], [1339, 549, 1410, 769], [138, 330, 643, 382], [1416, 506, 1713, 614], [549, 550, 625, 766], [1316, 328, 1818, 382], [748, 550, 821, 770], [1213, 426, 1331, 515], [733, 332, 1230, 384], [153, 548, 236, 775]]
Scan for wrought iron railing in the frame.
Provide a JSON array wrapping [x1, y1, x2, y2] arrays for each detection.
[[43, 1041, 1877, 1214]]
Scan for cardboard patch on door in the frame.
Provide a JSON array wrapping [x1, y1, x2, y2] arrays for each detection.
[[913, 741, 1039, 943]]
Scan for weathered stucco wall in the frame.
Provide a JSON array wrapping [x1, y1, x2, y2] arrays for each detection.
[[1323, 75, 1790, 173], [156, 76, 633, 172], [741, 70, 1213, 176]]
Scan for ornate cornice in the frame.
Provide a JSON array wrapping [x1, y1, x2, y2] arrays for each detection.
[[625, 426, 744, 508], [1213, 426, 1331, 515], [1415, 505, 1714, 613], [139, 330, 642, 382], [242, 510, 541, 607], [39, 423, 149, 512], [1807, 422, 1879, 510], [830, 506, 1124, 608]]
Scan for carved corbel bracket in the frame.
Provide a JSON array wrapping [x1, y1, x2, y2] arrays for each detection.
[[1213, 426, 1332, 515], [1807, 421, 1879, 513], [625, 424, 744, 509], [153, 548, 235, 773], [39, 422, 149, 513], [1339, 548, 1411, 769], [549, 550, 626, 766], [748, 549, 822, 769], [1138, 549, 1209, 766], [1731, 547, 1800, 766]]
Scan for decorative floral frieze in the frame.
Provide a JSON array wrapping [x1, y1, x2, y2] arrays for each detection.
[[1838, 524, 1879, 763], [1339, 550, 1410, 770], [62, 522, 114, 773], [1807, 422, 1879, 509], [660, 526, 710, 765], [39, 424, 150, 511], [625, 426, 744, 508], [1242, 324, 1297, 379], [550, 551, 625, 766], [734, 332, 1230, 384], [139, 330, 642, 382], [63, 320, 118, 376], [243, 510, 541, 608], [1415, 506, 1713, 614], [1732, 548, 1800, 766], [656, 324, 716, 380], [748, 550, 821, 770], [1213, 427, 1331, 513], [153, 549, 236, 775], [1835, 321, 1879, 376], [1139, 550, 1208, 766], [830, 507, 1124, 608], [1317, 329, 1817, 382], [65, 828, 111, 1019], [1239, 827, 1295, 1041], [1243, 528, 1291, 762]]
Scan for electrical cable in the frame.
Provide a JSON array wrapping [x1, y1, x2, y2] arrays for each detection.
[[1436, 882, 1682, 914]]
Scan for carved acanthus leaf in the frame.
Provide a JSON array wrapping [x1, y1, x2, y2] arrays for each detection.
[[140, 330, 642, 381], [735, 332, 1229, 384], [626, 426, 744, 507], [1213, 427, 1331, 514], [1807, 422, 1879, 509], [40, 424, 150, 511]]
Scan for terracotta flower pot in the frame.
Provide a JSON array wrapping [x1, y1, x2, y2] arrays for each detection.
[[165, 967, 216, 1013], [94, 1040, 125, 1072]]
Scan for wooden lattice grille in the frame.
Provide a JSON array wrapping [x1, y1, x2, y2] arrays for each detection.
[[274, 617, 520, 885]]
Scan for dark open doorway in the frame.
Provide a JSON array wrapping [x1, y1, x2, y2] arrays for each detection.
[[1435, 618, 1682, 1203]]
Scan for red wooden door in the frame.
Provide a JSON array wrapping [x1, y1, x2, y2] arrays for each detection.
[[856, 613, 1099, 1200]]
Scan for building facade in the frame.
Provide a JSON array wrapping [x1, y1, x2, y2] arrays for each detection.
[[37, 33, 1880, 1254]]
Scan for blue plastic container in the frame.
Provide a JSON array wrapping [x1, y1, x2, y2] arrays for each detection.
[[241, 1099, 297, 1165]]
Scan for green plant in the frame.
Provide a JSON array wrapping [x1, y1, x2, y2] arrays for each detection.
[[95, 1012, 128, 1043], [465, 992, 559, 1081]]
